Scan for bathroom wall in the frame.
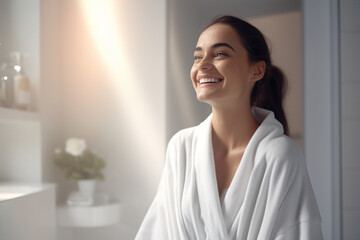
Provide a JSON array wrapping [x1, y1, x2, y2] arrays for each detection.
[[340, 0, 360, 239], [303, 0, 342, 238], [41, 0, 167, 239], [166, 0, 211, 141], [0, 0, 42, 183], [248, 12, 303, 144]]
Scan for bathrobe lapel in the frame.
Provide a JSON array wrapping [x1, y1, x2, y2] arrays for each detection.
[[222, 108, 284, 237], [194, 108, 284, 239], [194, 114, 229, 240]]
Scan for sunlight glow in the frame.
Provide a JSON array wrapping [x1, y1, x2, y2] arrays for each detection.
[[79, 0, 166, 183], [79, 0, 125, 75]]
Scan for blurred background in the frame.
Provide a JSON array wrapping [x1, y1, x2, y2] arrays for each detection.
[[0, 0, 358, 239]]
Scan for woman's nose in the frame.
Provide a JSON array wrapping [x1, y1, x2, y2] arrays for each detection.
[[199, 58, 213, 71]]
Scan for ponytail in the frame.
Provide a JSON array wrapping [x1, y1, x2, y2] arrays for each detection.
[[251, 65, 289, 135]]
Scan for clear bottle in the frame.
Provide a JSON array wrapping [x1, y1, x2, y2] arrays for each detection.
[[0, 63, 6, 107], [11, 52, 31, 110], [0, 56, 17, 108], [0, 42, 3, 107]]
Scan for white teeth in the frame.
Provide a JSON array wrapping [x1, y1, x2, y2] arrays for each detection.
[[199, 78, 222, 84]]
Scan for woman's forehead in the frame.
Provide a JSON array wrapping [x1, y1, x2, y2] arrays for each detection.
[[196, 24, 241, 48]]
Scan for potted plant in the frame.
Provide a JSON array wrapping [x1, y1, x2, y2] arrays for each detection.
[[54, 138, 106, 201]]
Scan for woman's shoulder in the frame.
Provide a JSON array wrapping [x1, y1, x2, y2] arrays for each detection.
[[167, 126, 198, 149], [266, 135, 303, 158], [164, 127, 199, 170], [260, 135, 305, 171]]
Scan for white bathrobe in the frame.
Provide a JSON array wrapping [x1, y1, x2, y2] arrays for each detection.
[[136, 108, 323, 240]]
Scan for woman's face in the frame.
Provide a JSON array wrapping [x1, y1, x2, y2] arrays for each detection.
[[190, 23, 261, 107]]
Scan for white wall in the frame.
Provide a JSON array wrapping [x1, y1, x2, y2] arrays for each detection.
[[248, 12, 303, 144], [340, 0, 360, 239], [303, 0, 342, 239], [0, 0, 42, 183], [44, 0, 166, 239], [40, 0, 62, 185], [166, 0, 211, 141]]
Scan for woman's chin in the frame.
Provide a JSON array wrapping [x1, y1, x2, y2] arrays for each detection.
[[196, 93, 216, 105], [196, 93, 209, 102]]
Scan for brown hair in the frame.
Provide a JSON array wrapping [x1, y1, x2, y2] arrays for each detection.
[[206, 15, 289, 134]]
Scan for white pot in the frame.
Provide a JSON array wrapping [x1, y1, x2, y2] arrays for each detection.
[[77, 179, 96, 197]]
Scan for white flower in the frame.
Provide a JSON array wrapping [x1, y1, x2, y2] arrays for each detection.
[[65, 138, 87, 156]]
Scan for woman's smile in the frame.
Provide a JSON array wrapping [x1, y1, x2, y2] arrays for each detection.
[[198, 75, 224, 86], [199, 78, 223, 84]]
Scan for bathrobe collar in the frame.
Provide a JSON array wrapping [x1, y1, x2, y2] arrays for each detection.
[[194, 107, 284, 239]]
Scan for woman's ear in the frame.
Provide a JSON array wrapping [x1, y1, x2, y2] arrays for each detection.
[[250, 61, 266, 82]]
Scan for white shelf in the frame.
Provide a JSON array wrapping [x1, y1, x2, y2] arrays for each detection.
[[0, 182, 55, 201], [0, 107, 39, 122], [57, 202, 120, 228], [0, 182, 56, 240]]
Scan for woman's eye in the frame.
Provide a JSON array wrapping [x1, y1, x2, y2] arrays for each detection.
[[216, 52, 226, 57], [194, 56, 202, 61]]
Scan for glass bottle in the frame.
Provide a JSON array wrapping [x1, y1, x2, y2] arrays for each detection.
[[12, 52, 30, 110], [0, 55, 16, 108]]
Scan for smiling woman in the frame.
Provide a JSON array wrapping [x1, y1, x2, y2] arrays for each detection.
[[136, 16, 323, 240]]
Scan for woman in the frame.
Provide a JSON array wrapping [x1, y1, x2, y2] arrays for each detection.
[[136, 16, 322, 240]]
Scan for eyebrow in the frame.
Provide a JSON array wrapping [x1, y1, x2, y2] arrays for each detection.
[[195, 42, 236, 52]]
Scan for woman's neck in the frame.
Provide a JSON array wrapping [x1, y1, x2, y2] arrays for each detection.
[[211, 105, 259, 152]]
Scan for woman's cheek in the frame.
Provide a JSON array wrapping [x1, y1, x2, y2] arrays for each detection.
[[190, 67, 197, 86]]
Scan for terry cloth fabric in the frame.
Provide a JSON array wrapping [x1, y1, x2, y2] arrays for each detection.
[[136, 107, 323, 240]]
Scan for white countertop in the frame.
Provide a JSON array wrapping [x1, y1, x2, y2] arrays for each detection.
[[0, 182, 56, 201]]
